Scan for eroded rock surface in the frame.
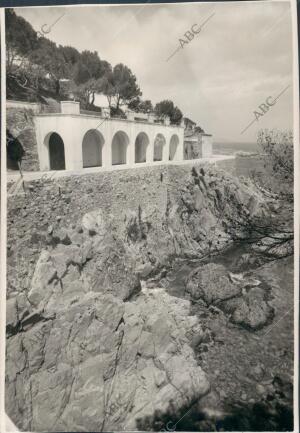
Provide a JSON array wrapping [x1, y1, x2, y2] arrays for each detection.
[[6, 165, 277, 431], [6, 209, 210, 431], [6, 287, 209, 431]]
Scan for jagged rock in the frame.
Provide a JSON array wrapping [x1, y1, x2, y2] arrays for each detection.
[[6, 288, 209, 431], [186, 263, 241, 304], [28, 218, 141, 315], [6, 165, 277, 431], [28, 250, 58, 309]]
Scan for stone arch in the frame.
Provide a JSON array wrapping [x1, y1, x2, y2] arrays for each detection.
[[135, 132, 149, 163], [154, 133, 166, 161], [169, 134, 179, 160], [112, 131, 129, 165], [45, 132, 65, 170], [82, 129, 104, 168]]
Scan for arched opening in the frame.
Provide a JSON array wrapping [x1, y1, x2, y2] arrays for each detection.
[[82, 129, 104, 168], [112, 131, 129, 165], [135, 132, 149, 163], [46, 132, 65, 170], [154, 134, 166, 161], [169, 134, 179, 160], [6, 129, 24, 171]]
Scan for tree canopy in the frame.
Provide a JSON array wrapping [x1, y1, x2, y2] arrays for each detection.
[[228, 129, 294, 260], [6, 8, 38, 75], [5, 8, 185, 121], [99, 64, 142, 111], [128, 97, 153, 113], [5, 9, 143, 108], [257, 129, 293, 190], [73, 50, 111, 85], [154, 100, 183, 125]]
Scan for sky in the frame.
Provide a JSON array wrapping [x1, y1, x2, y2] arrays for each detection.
[[15, 1, 294, 143]]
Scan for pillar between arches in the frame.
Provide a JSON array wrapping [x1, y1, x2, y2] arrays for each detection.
[[163, 133, 170, 162]]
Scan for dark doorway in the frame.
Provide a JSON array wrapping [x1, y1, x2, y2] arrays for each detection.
[[6, 129, 24, 170], [49, 133, 65, 170]]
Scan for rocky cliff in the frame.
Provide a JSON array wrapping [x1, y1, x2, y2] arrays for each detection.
[[6, 164, 272, 431]]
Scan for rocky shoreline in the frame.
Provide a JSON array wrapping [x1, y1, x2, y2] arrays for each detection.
[[149, 254, 293, 431], [6, 164, 294, 431]]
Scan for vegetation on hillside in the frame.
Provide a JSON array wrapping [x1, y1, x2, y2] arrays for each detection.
[[229, 129, 294, 260], [154, 100, 183, 124], [257, 129, 293, 202], [5, 8, 183, 124]]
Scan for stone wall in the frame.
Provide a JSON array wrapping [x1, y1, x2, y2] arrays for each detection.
[[7, 106, 40, 171]]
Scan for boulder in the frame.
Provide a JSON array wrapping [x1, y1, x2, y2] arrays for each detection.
[[186, 263, 241, 305], [81, 209, 107, 236], [220, 287, 274, 330]]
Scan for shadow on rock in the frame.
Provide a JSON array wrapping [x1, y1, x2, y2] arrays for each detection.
[[136, 375, 293, 432]]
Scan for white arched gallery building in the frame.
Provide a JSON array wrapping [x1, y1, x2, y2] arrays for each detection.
[[34, 101, 185, 171]]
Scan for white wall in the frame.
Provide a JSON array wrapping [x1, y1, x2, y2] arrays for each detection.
[[201, 135, 213, 158], [34, 113, 184, 171], [82, 130, 102, 167]]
